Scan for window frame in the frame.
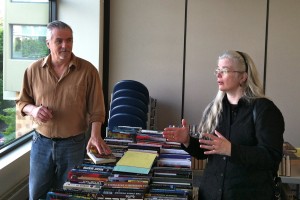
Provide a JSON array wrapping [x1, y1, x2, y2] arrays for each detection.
[[10, 24, 48, 60]]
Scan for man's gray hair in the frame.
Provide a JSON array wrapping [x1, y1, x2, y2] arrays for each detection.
[[46, 20, 73, 40]]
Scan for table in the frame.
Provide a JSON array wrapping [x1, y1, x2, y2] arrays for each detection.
[[280, 176, 300, 199]]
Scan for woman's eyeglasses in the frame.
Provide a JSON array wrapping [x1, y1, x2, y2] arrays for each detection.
[[214, 68, 244, 76]]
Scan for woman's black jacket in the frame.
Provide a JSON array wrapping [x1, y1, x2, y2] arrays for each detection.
[[182, 97, 285, 200]]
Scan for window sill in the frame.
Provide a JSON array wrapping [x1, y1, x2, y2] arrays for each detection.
[[0, 140, 31, 198], [0, 140, 31, 170]]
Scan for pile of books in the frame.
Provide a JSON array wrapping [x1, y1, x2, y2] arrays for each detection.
[[104, 126, 141, 159], [145, 167, 193, 200], [46, 163, 114, 199], [46, 126, 194, 199], [144, 141, 193, 200], [278, 142, 300, 177]]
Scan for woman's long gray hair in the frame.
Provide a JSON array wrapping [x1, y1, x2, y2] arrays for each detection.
[[198, 50, 265, 134]]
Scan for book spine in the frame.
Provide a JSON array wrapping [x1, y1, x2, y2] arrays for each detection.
[[97, 193, 144, 199], [100, 187, 146, 193], [108, 176, 150, 183], [103, 182, 148, 189], [70, 168, 112, 174], [63, 182, 101, 193], [74, 164, 114, 171], [141, 130, 162, 134]]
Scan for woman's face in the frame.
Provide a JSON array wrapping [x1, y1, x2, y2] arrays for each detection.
[[215, 58, 245, 94]]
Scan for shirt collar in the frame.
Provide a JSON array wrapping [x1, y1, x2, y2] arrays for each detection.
[[41, 53, 79, 70]]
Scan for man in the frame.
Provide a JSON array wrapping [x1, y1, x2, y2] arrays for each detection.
[[16, 20, 111, 200]]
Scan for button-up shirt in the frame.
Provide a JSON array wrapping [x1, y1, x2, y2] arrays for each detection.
[[16, 54, 105, 138]]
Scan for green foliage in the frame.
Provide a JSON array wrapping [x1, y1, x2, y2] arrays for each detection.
[[21, 37, 48, 59], [0, 74, 2, 108], [0, 107, 16, 135], [0, 19, 16, 138], [0, 26, 3, 51], [0, 26, 3, 71]]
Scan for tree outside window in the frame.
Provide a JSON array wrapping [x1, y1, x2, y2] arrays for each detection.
[[0, 20, 16, 147]]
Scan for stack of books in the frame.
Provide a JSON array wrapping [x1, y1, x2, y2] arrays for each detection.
[[97, 150, 157, 199], [279, 142, 300, 177], [46, 126, 195, 199], [145, 167, 193, 200], [136, 129, 166, 145], [99, 174, 150, 200], [191, 156, 207, 170], [157, 142, 191, 169], [46, 163, 114, 199]]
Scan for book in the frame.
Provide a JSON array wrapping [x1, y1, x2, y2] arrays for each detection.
[[152, 168, 192, 174], [144, 193, 188, 200], [74, 163, 114, 172], [67, 170, 109, 182], [104, 137, 135, 143], [140, 129, 163, 135], [156, 159, 191, 168], [99, 187, 148, 193], [103, 181, 149, 189], [69, 168, 111, 176], [97, 192, 144, 200], [87, 151, 117, 164], [283, 142, 297, 153], [149, 183, 193, 190], [49, 188, 99, 199], [106, 130, 137, 140], [114, 151, 157, 174], [160, 148, 188, 155], [283, 151, 300, 177], [158, 153, 191, 160], [151, 176, 193, 185], [108, 175, 150, 183], [149, 188, 190, 196], [136, 134, 166, 142], [63, 181, 102, 193]]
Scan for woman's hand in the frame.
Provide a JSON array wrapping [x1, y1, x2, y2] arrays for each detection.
[[199, 130, 231, 156], [162, 119, 190, 147]]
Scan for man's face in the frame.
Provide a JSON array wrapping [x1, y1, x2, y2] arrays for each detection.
[[46, 28, 73, 62]]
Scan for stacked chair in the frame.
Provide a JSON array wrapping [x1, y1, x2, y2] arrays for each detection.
[[108, 80, 155, 130]]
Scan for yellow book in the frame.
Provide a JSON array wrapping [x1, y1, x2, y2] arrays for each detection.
[[113, 151, 157, 174]]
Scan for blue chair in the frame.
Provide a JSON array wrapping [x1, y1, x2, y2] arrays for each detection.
[[110, 96, 148, 113], [110, 105, 147, 122], [113, 80, 149, 101], [112, 89, 149, 105], [108, 113, 146, 130]]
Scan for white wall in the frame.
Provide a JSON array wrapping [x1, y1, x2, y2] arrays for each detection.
[[109, 0, 186, 129], [266, 0, 300, 147], [184, 0, 267, 126], [108, 0, 300, 147], [58, 0, 104, 74]]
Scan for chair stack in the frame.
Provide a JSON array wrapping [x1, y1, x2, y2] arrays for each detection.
[[108, 80, 155, 131]]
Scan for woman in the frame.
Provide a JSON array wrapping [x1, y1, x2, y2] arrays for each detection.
[[163, 50, 285, 200]]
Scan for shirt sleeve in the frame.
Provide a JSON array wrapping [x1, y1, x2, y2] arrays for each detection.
[[181, 136, 207, 160], [86, 66, 106, 124], [16, 67, 35, 116]]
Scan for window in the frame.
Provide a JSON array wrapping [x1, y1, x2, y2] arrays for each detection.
[[11, 0, 48, 2], [11, 25, 48, 60], [1, 0, 49, 152]]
